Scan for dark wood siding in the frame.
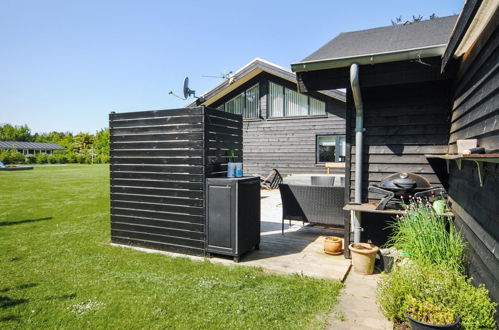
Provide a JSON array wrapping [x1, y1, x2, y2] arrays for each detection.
[[447, 20, 499, 305], [449, 23, 499, 152], [347, 81, 451, 201], [448, 161, 499, 302], [243, 114, 345, 176], [209, 73, 346, 177], [109, 107, 242, 255]]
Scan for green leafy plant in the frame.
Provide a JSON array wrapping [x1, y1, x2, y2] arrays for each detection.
[[387, 198, 466, 272], [35, 153, 48, 164], [24, 154, 36, 164], [377, 263, 496, 329], [406, 296, 455, 325]]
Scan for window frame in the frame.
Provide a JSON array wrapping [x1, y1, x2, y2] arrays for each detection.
[[217, 83, 260, 119], [268, 80, 326, 118], [315, 134, 346, 164]]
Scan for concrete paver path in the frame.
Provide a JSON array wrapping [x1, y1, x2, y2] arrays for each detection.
[[327, 271, 392, 329]]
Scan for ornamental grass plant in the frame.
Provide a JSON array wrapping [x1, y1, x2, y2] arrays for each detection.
[[386, 198, 466, 273]]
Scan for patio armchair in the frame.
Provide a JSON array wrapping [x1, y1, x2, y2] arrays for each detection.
[[279, 183, 345, 234], [261, 168, 283, 190]]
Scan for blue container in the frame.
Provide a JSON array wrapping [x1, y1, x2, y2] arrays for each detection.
[[235, 163, 243, 177], [227, 162, 236, 178]]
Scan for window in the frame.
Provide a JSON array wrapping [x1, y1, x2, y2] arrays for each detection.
[[316, 135, 346, 163], [268, 81, 325, 118], [217, 84, 260, 119], [269, 82, 284, 117]]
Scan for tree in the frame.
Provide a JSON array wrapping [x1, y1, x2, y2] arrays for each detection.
[[74, 133, 94, 155], [0, 124, 32, 141], [391, 14, 437, 25], [94, 128, 110, 163], [0, 123, 110, 163]]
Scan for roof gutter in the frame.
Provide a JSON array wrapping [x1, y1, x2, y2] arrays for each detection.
[[291, 45, 446, 73]]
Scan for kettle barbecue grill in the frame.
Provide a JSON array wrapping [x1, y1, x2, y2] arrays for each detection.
[[368, 172, 446, 210]]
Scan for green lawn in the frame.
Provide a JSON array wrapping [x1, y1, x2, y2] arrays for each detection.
[[0, 165, 342, 329]]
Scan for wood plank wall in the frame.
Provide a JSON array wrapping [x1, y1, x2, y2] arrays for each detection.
[[449, 26, 499, 152], [347, 81, 451, 201], [205, 108, 243, 176], [109, 107, 242, 255], [243, 114, 345, 176], [448, 22, 499, 305]]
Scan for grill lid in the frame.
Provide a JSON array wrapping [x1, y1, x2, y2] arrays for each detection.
[[379, 172, 432, 191]]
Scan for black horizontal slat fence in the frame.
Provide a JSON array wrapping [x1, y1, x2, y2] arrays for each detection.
[[109, 107, 243, 255]]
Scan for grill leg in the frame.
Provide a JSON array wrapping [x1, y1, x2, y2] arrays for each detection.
[[377, 194, 395, 210], [368, 186, 395, 210]]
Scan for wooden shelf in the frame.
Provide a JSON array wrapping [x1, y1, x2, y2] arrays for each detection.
[[343, 203, 454, 217], [343, 203, 405, 215], [425, 154, 499, 187]]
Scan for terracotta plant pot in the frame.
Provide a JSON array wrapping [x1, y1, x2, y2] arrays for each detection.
[[324, 236, 343, 255], [348, 243, 379, 275]]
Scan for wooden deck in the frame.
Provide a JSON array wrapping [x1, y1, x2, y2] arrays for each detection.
[[113, 189, 351, 282]]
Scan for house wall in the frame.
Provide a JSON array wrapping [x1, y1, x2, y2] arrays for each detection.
[[447, 22, 499, 304], [210, 73, 346, 177], [346, 80, 451, 202]]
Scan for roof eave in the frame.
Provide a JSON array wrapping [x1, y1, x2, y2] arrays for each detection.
[[291, 45, 447, 73], [189, 58, 346, 107]]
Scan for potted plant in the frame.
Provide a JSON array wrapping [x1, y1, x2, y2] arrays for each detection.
[[227, 150, 243, 178], [405, 296, 460, 329], [324, 236, 343, 255]]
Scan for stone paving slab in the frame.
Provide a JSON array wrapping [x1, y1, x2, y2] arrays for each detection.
[[327, 271, 393, 330]]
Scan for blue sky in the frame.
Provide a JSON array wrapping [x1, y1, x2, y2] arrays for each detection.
[[0, 0, 463, 134]]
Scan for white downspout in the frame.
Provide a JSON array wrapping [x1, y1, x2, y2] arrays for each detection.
[[350, 63, 364, 243]]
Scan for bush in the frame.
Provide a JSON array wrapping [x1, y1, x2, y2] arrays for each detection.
[[377, 263, 496, 329], [76, 155, 88, 164], [25, 154, 36, 164], [66, 152, 77, 163], [35, 153, 48, 164], [54, 152, 67, 164], [47, 155, 58, 164], [0, 149, 25, 164], [387, 199, 466, 272], [12, 151, 25, 164]]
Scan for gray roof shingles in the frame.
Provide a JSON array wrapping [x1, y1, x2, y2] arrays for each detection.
[[0, 141, 65, 150], [301, 15, 458, 63]]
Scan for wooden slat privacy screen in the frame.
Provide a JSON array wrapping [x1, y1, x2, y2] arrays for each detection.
[[109, 107, 243, 255]]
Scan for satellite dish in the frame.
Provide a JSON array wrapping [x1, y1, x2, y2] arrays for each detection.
[[183, 77, 196, 99]]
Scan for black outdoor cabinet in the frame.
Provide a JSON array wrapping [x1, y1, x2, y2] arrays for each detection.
[[206, 177, 261, 262]]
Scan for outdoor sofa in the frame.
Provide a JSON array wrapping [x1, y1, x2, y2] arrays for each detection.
[[279, 179, 345, 234]]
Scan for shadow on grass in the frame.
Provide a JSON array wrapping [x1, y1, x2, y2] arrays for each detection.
[[0, 217, 52, 227], [0, 296, 29, 309], [0, 283, 38, 293], [0, 315, 20, 322]]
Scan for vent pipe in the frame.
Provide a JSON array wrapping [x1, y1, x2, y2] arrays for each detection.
[[350, 63, 364, 243]]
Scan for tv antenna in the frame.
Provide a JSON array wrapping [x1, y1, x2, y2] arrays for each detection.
[[202, 70, 233, 80], [168, 77, 199, 100]]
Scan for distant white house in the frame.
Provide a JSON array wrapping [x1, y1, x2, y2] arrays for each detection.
[[0, 141, 64, 155]]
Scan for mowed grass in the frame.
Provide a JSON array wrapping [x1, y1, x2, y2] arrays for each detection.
[[0, 165, 342, 329]]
